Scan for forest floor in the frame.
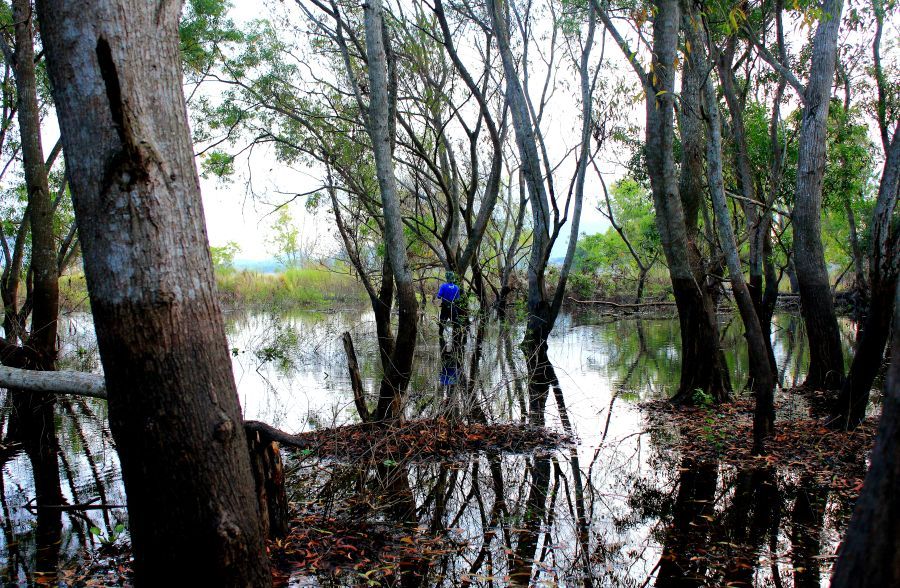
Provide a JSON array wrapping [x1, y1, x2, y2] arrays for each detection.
[[642, 394, 878, 500], [283, 417, 573, 461]]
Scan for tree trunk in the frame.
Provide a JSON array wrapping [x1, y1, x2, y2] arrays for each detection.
[[35, 1, 272, 585], [12, 0, 58, 369], [717, 38, 778, 370], [699, 34, 774, 451], [364, 0, 418, 423], [830, 281, 900, 586], [245, 428, 289, 540], [342, 331, 370, 422], [792, 0, 845, 390], [653, 0, 730, 404], [5, 1, 64, 529], [830, 123, 900, 430], [488, 0, 553, 352], [845, 198, 867, 299]]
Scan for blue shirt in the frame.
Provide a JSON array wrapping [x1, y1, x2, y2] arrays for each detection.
[[437, 282, 461, 303]]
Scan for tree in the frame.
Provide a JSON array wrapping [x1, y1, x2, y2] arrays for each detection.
[[589, 176, 660, 303], [210, 240, 241, 272], [34, 0, 271, 584], [595, 0, 733, 404], [830, 0, 900, 429], [267, 208, 305, 269], [694, 8, 775, 452], [753, 0, 846, 390], [360, 0, 419, 422], [830, 281, 900, 587]]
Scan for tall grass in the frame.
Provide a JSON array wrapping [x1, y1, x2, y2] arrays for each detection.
[[58, 265, 366, 311], [216, 265, 367, 308]]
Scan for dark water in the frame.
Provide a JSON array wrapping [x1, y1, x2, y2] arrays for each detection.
[[0, 307, 861, 586]]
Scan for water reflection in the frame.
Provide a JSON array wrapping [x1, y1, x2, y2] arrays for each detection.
[[0, 308, 860, 585]]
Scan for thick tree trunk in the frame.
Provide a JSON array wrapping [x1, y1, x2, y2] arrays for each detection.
[[654, 0, 730, 404], [830, 282, 900, 586], [830, 124, 900, 429], [792, 0, 845, 390], [35, 2, 272, 585], [364, 0, 418, 423]]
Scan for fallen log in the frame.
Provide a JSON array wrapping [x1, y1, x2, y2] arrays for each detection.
[[243, 420, 314, 450], [566, 297, 677, 309], [0, 366, 107, 398]]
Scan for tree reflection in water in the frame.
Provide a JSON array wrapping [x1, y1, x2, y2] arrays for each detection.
[[1, 310, 864, 585]]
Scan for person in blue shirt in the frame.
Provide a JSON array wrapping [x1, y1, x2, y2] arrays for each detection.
[[436, 271, 462, 327]]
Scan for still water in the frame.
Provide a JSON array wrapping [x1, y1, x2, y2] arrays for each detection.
[[0, 306, 860, 586]]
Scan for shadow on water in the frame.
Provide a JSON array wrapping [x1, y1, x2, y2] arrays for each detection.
[[1, 307, 863, 585]]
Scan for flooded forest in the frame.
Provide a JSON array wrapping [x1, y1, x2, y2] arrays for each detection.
[[0, 0, 898, 586]]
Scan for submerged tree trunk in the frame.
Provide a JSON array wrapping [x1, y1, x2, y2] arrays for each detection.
[[830, 282, 900, 586], [792, 0, 845, 390], [35, 1, 272, 585], [653, 0, 731, 404], [364, 0, 418, 423]]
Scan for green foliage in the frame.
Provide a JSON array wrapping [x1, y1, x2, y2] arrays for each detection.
[[572, 178, 660, 298], [691, 388, 714, 408], [267, 208, 305, 269], [567, 272, 595, 299], [90, 522, 127, 550], [210, 241, 241, 271], [254, 323, 300, 369], [823, 103, 876, 210], [200, 150, 236, 180], [180, 0, 244, 80]]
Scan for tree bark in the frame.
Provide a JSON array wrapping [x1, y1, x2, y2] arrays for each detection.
[[34, 1, 272, 585], [245, 428, 288, 540], [12, 0, 58, 369], [791, 0, 845, 390], [4, 2, 63, 528], [657, 0, 731, 404], [342, 331, 370, 422], [830, 281, 900, 587], [363, 0, 418, 423], [0, 366, 106, 397], [699, 31, 775, 451], [830, 122, 900, 429]]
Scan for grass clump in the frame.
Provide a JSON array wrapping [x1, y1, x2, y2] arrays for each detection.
[[216, 265, 366, 308]]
